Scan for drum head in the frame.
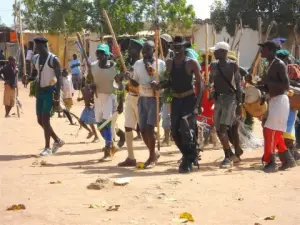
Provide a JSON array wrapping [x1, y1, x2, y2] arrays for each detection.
[[244, 86, 261, 104], [243, 101, 267, 118]]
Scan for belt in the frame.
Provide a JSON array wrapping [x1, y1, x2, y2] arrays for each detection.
[[129, 92, 138, 97], [172, 89, 194, 98]]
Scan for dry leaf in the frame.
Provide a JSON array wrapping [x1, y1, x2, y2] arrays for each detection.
[[254, 223, 262, 225], [238, 198, 244, 201], [136, 162, 145, 169], [264, 216, 276, 220], [40, 160, 47, 166], [88, 201, 107, 209], [106, 205, 120, 211], [166, 198, 177, 202], [49, 181, 62, 184], [7, 204, 26, 211], [87, 182, 105, 190], [179, 212, 195, 222], [172, 218, 189, 223]]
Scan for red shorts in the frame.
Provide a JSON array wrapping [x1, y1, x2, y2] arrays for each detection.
[[263, 127, 287, 163]]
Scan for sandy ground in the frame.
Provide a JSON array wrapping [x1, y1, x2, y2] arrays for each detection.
[[0, 82, 300, 225]]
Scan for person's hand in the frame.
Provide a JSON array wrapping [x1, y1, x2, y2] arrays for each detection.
[[53, 99, 62, 112], [124, 71, 131, 80], [117, 103, 123, 114], [150, 80, 160, 91]]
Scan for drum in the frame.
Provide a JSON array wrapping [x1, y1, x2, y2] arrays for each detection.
[[243, 100, 268, 117], [244, 86, 261, 104], [289, 86, 300, 110]]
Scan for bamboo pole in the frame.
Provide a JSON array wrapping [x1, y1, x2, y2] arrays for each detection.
[[102, 9, 127, 73], [212, 28, 216, 61], [158, 33, 164, 60], [14, 1, 21, 118], [205, 23, 209, 99]]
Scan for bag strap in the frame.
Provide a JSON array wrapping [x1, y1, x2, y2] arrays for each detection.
[[216, 63, 237, 93]]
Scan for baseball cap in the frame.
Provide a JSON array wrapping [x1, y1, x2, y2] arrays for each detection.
[[34, 37, 48, 43], [160, 34, 173, 43], [258, 40, 281, 50], [130, 39, 144, 48], [210, 41, 230, 51], [276, 49, 290, 57], [96, 43, 111, 56]]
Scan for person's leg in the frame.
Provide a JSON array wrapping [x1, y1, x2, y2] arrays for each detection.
[[262, 127, 278, 173], [63, 109, 74, 124], [277, 133, 297, 170], [90, 125, 99, 141], [230, 121, 244, 160], [134, 124, 142, 140], [144, 125, 157, 167], [5, 106, 12, 117], [162, 103, 171, 146]]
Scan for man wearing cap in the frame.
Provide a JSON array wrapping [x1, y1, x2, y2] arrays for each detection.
[[259, 41, 297, 172], [128, 40, 165, 168], [209, 41, 242, 168], [118, 39, 144, 167], [0, 56, 17, 117], [153, 36, 203, 173], [88, 43, 124, 160], [32, 37, 64, 156]]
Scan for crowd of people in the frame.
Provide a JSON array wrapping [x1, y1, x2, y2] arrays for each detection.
[[1, 33, 300, 174]]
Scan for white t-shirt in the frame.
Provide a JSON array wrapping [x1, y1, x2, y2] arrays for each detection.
[[132, 59, 165, 97], [62, 75, 75, 99], [26, 50, 33, 61]]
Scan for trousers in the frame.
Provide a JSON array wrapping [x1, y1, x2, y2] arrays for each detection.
[[171, 94, 197, 157]]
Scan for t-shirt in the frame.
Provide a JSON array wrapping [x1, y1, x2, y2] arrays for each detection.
[[70, 59, 81, 75], [26, 50, 33, 61], [132, 59, 165, 97], [62, 74, 75, 99]]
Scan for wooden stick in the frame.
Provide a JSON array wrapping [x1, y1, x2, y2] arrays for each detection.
[[154, 25, 161, 151], [76, 32, 98, 98], [205, 23, 209, 84], [212, 28, 216, 61], [102, 9, 127, 73], [14, 1, 21, 118], [158, 32, 164, 60]]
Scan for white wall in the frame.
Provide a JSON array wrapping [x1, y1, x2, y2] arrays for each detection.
[[193, 25, 259, 68]]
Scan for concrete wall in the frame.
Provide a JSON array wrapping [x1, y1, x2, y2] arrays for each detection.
[[193, 24, 259, 68]]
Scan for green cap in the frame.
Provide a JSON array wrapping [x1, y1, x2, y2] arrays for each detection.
[[276, 49, 290, 56], [96, 43, 111, 56], [130, 39, 144, 48]]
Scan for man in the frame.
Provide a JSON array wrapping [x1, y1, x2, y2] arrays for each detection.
[[160, 34, 174, 147], [209, 42, 243, 168], [89, 43, 123, 160], [70, 54, 81, 90], [0, 50, 6, 68], [130, 40, 165, 168], [259, 41, 297, 172], [276, 49, 300, 160], [32, 37, 64, 156], [0, 56, 17, 117], [118, 39, 144, 167], [154, 36, 203, 173]]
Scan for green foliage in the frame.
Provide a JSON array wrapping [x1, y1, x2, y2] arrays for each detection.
[[22, 0, 196, 35], [162, 70, 173, 104], [210, 0, 300, 37]]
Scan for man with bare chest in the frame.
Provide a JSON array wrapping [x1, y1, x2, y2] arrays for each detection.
[[260, 41, 297, 172], [154, 36, 203, 173]]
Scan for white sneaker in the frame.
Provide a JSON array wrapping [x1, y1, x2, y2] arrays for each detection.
[[52, 140, 65, 154], [40, 148, 52, 156]]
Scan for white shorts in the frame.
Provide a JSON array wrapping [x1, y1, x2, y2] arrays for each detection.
[[264, 94, 289, 132], [124, 94, 139, 129], [94, 93, 114, 123]]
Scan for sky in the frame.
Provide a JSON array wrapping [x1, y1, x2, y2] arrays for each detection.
[[0, 0, 213, 26]]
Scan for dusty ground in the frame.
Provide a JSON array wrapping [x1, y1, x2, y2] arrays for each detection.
[[0, 82, 300, 225]]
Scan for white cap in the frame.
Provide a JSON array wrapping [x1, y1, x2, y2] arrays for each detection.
[[210, 41, 230, 51], [160, 34, 173, 43]]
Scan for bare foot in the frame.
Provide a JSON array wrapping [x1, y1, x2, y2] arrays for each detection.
[[86, 132, 94, 139]]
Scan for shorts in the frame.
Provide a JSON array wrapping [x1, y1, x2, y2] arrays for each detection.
[[3, 84, 15, 107], [214, 94, 237, 130], [36, 89, 53, 115], [63, 98, 73, 111], [124, 94, 139, 129], [138, 96, 157, 130], [94, 93, 113, 123], [80, 106, 96, 124]]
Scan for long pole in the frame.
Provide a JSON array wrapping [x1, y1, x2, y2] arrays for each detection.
[[14, 1, 21, 118], [205, 23, 209, 85], [102, 9, 127, 73]]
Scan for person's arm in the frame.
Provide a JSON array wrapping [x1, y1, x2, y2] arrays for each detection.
[[191, 60, 203, 113], [53, 57, 62, 103], [234, 63, 242, 104], [130, 62, 139, 87], [0, 68, 4, 80]]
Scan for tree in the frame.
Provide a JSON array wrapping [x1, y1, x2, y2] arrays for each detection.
[[210, 0, 300, 37], [0, 17, 6, 27], [22, 0, 196, 35]]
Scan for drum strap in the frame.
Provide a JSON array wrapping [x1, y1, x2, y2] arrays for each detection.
[[217, 63, 238, 96]]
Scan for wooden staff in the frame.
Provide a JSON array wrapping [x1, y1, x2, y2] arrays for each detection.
[[257, 17, 262, 75], [14, 2, 21, 118], [158, 32, 164, 60], [293, 24, 299, 59], [102, 9, 127, 73], [251, 21, 276, 76], [212, 29, 216, 61], [205, 23, 209, 99], [154, 24, 161, 151], [76, 32, 98, 98]]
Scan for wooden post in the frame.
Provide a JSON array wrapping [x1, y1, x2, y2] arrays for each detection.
[[205, 24, 209, 99], [212, 28, 216, 61]]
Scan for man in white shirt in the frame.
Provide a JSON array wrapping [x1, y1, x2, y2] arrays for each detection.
[[62, 69, 75, 111], [130, 41, 165, 168]]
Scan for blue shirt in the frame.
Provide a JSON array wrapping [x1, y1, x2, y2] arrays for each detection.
[[69, 59, 81, 75]]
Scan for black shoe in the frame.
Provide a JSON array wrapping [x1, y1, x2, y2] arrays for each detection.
[[290, 148, 300, 161], [263, 162, 278, 173], [220, 158, 232, 169], [116, 129, 125, 148], [278, 150, 297, 171], [179, 157, 192, 174]]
